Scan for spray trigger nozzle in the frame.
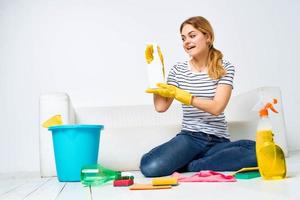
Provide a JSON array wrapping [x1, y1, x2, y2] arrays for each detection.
[[259, 98, 278, 117]]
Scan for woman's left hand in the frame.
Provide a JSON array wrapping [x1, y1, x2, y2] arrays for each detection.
[[146, 83, 192, 105]]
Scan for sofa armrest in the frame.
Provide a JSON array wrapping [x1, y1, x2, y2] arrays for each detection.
[[225, 87, 288, 156], [39, 93, 75, 177]]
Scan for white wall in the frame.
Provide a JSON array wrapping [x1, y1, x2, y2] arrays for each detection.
[[0, 0, 299, 173]]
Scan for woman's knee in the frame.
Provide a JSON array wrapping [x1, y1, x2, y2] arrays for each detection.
[[242, 140, 256, 149], [235, 140, 257, 166], [233, 139, 256, 150], [140, 155, 165, 177]]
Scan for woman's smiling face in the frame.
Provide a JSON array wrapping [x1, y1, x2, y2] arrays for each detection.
[[181, 24, 210, 57]]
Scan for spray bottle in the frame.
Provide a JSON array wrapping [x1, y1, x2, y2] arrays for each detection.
[[255, 98, 286, 180]]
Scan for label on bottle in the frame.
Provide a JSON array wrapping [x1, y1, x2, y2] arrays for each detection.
[[81, 169, 99, 174]]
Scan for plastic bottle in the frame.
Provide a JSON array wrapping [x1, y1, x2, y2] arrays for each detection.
[[256, 98, 286, 180], [145, 43, 166, 88], [80, 164, 122, 186]]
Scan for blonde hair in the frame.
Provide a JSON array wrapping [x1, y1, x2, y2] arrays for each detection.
[[180, 16, 226, 79]]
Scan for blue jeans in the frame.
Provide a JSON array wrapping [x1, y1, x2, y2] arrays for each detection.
[[140, 130, 257, 177]]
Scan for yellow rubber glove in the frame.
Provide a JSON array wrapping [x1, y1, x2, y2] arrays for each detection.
[[146, 83, 192, 105], [146, 85, 175, 98]]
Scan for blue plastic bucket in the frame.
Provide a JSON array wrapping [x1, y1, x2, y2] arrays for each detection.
[[48, 124, 104, 182]]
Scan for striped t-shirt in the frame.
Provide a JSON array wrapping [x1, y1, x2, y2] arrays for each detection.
[[167, 60, 235, 139]]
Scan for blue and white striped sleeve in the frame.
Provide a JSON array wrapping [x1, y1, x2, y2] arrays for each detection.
[[167, 64, 179, 87], [218, 61, 235, 88]]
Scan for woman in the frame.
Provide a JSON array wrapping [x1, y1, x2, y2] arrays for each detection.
[[140, 16, 257, 177]]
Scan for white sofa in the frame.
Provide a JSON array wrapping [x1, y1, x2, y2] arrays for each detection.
[[39, 87, 288, 177]]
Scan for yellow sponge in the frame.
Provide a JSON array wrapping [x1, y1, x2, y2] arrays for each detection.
[[42, 114, 63, 128], [152, 177, 178, 186]]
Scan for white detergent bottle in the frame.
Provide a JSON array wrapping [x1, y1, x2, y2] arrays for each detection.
[[145, 43, 166, 88]]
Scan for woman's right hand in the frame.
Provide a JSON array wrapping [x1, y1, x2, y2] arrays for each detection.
[[145, 86, 175, 98]]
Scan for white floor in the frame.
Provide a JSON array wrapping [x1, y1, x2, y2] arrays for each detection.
[[1, 151, 300, 200]]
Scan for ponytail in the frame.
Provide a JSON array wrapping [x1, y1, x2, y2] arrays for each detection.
[[207, 46, 226, 79]]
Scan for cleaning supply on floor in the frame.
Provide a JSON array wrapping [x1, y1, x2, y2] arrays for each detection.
[[81, 164, 122, 187], [232, 167, 260, 179], [152, 177, 178, 186], [254, 98, 287, 180], [172, 170, 236, 182], [48, 125, 104, 182], [145, 43, 165, 88], [113, 176, 134, 187], [235, 171, 261, 179], [130, 184, 172, 190], [42, 114, 63, 128]]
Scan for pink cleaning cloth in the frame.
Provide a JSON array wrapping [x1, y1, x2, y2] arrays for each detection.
[[172, 170, 236, 182]]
